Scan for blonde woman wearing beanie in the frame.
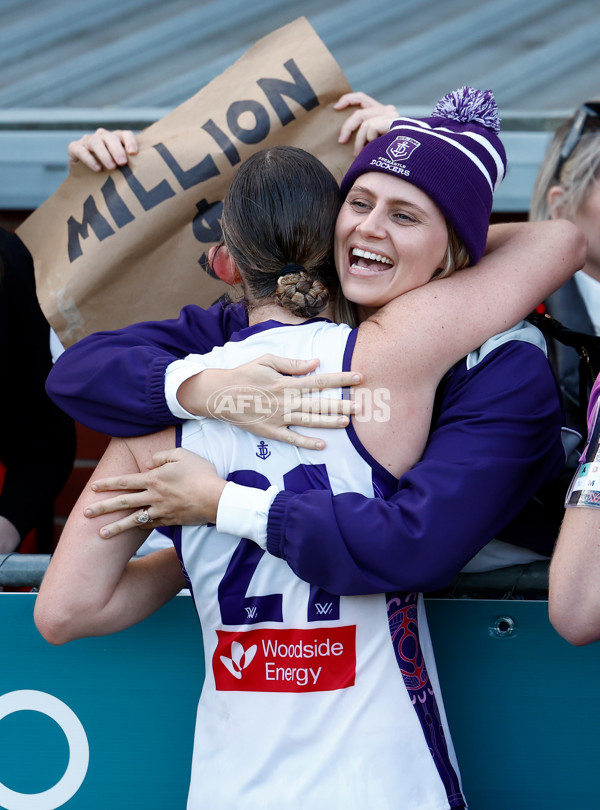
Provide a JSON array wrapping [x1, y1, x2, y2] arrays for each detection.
[[37, 89, 584, 810]]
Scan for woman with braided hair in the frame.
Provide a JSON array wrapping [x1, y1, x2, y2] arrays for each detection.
[[36, 89, 584, 809]]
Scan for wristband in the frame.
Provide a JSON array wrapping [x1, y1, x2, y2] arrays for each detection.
[[565, 402, 600, 508]]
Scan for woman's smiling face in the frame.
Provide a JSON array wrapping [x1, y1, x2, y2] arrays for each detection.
[[334, 171, 449, 318]]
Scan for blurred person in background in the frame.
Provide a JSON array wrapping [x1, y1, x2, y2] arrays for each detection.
[[529, 101, 600, 440], [0, 228, 76, 557]]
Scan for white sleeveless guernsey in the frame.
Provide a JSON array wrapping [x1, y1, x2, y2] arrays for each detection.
[[175, 319, 465, 810]]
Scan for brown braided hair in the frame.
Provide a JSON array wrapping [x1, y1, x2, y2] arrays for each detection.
[[275, 270, 331, 319]]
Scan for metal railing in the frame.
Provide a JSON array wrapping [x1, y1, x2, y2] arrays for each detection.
[[428, 559, 550, 599], [0, 553, 51, 588], [0, 553, 550, 598]]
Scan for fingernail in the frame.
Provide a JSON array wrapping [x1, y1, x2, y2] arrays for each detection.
[[351, 374, 361, 382], [84, 508, 93, 517], [100, 528, 109, 538], [91, 483, 98, 491], [315, 440, 325, 449]]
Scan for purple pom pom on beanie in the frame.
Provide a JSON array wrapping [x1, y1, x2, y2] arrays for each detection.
[[340, 87, 507, 265]]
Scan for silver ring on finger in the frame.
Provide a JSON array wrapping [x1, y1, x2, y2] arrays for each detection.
[[136, 508, 152, 525]]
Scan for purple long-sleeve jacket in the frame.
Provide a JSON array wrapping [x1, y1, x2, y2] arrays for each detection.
[[46, 301, 565, 594]]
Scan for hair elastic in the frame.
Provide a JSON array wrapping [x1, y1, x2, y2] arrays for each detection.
[[275, 263, 306, 280]]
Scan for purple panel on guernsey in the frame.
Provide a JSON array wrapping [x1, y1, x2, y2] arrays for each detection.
[[387, 592, 465, 807], [342, 327, 397, 499], [225, 317, 334, 343]]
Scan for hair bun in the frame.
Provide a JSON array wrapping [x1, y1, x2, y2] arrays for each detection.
[[275, 272, 330, 319]]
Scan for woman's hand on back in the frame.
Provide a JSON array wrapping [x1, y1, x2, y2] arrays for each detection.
[[177, 355, 363, 451], [84, 448, 225, 538]]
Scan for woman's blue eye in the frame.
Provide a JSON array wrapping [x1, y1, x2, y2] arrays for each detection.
[[349, 199, 369, 210], [393, 211, 416, 223]]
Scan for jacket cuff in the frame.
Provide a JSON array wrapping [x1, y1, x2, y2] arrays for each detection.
[[148, 356, 183, 425], [266, 491, 295, 559]]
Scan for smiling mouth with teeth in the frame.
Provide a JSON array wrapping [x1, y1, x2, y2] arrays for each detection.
[[350, 247, 393, 273]]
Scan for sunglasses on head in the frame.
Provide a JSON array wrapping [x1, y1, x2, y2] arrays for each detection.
[[554, 100, 600, 180]]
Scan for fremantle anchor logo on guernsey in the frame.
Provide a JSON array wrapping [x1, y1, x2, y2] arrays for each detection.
[[213, 627, 356, 692]]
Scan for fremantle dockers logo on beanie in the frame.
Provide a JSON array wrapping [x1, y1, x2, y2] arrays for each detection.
[[386, 135, 421, 163]]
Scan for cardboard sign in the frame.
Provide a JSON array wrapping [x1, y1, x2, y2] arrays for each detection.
[[17, 17, 354, 347]]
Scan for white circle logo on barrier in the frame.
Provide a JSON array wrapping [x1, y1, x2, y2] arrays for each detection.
[[0, 690, 89, 810]]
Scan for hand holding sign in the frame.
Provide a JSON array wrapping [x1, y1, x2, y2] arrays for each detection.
[[18, 18, 354, 347], [67, 128, 139, 172]]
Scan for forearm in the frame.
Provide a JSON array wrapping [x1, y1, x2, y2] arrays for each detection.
[[36, 549, 184, 643], [549, 508, 600, 645], [485, 220, 586, 274], [484, 221, 522, 254], [58, 550, 184, 641], [35, 435, 178, 643], [171, 366, 231, 418], [549, 399, 600, 645], [484, 221, 542, 255]]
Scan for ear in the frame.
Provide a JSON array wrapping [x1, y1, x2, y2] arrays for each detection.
[[546, 185, 566, 220], [209, 245, 242, 285]]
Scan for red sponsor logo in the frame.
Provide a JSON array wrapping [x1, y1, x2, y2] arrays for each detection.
[[213, 626, 356, 692]]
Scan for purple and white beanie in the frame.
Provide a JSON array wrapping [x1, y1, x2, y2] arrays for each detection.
[[340, 87, 507, 266]]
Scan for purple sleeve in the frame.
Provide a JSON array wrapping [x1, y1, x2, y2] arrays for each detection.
[[586, 373, 600, 436], [46, 301, 248, 436], [266, 341, 565, 595]]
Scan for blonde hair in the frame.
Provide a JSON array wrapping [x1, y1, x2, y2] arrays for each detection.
[[530, 112, 600, 222], [432, 223, 471, 280]]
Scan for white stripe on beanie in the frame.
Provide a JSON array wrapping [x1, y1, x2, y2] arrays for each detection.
[[389, 120, 504, 192]]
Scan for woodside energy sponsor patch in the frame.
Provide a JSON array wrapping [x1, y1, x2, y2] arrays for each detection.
[[213, 626, 356, 692]]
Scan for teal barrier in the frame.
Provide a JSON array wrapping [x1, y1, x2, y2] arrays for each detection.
[[0, 594, 201, 809], [1, 593, 599, 809], [426, 598, 600, 808]]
